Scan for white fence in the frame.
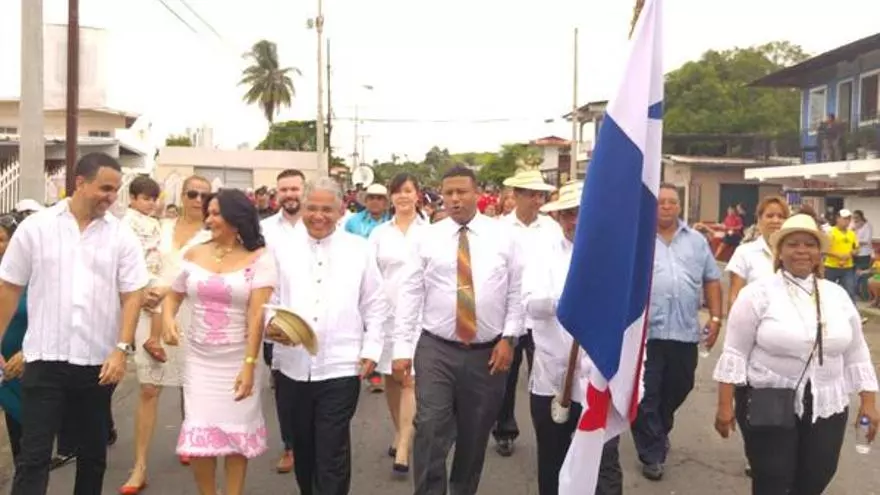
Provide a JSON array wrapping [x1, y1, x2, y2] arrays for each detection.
[[0, 157, 21, 214]]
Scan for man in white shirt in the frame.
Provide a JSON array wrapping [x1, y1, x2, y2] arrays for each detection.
[[0, 152, 148, 495], [393, 166, 524, 495], [493, 168, 561, 456], [522, 182, 622, 495], [260, 168, 305, 474], [266, 177, 389, 495]]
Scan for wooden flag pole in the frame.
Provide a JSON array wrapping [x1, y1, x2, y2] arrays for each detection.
[[553, 0, 647, 424]]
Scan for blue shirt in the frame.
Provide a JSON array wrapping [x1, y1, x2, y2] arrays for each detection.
[[648, 223, 721, 343], [0, 290, 27, 422], [344, 210, 390, 239]]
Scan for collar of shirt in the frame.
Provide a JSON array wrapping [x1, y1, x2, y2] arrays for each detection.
[[55, 199, 112, 225], [391, 213, 428, 228], [444, 212, 492, 237], [504, 210, 549, 229], [781, 270, 815, 295], [307, 229, 337, 249]]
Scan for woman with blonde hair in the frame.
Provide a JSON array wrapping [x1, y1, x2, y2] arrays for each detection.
[[714, 214, 880, 494], [726, 196, 791, 305], [120, 175, 212, 493]]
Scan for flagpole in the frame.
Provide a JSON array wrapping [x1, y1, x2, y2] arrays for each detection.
[[570, 27, 579, 180], [557, 0, 646, 420]]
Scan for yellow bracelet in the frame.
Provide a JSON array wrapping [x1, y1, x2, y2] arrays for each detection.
[[244, 356, 257, 365]]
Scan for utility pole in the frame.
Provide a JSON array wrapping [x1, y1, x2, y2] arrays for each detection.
[[65, 0, 80, 195], [326, 38, 332, 170], [314, 0, 327, 176], [20, 0, 45, 202], [570, 27, 580, 179]]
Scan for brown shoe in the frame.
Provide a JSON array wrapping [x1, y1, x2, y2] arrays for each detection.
[[276, 450, 294, 473]]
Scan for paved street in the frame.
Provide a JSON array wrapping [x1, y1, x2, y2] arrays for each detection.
[[0, 334, 878, 495]]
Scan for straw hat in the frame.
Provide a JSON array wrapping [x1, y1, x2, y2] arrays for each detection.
[[263, 305, 319, 356], [15, 199, 44, 213], [540, 181, 583, 213], [365, 184, 388, 196], [502, 169, 556, 192], [769, 214, 830, 255]]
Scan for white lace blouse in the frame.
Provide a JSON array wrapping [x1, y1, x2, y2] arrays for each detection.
[[713, 271, 878, 422]]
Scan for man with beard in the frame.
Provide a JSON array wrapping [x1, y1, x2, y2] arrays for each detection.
[[260, 168, 305, 473]]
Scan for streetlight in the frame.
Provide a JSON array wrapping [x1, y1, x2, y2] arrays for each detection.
[[307, 0, 327, 176], [352, 84, 374, 168]]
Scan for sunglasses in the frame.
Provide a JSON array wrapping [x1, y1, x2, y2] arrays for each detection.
[[186, 190, 211, 201]]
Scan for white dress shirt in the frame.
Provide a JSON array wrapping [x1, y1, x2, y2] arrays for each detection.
[[261, 211, 304, 248], [270, 228, 389, 381], [714, 272, 879, 422], [0, 200, 149, 365], [725, 236, 774, 284], [501, 210, 564, 331], [522, 236, 591, 400], [393, 213, 525, 359]]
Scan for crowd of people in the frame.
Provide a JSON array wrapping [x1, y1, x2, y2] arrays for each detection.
[[0, 151, 878, 495]]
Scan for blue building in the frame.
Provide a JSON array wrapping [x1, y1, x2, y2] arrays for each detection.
[[744, 33, 880, 226]]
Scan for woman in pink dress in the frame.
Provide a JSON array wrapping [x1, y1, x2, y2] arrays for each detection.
[[163, 188, 275, 495]]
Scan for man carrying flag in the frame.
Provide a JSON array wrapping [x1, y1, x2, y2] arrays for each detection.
[[553, 0, 667, 492]]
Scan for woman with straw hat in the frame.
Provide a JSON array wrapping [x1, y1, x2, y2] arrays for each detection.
[[714, 214, 880, 494]]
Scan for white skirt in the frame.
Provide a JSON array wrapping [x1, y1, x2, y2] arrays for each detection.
[[376, 321, 419, 376]]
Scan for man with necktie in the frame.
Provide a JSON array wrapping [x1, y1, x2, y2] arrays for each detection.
[[393, 166, 525, 495]]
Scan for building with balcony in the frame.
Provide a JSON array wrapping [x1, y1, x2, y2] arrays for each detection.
[[562, 100, 606, 179], [745, 32, 880, 224]]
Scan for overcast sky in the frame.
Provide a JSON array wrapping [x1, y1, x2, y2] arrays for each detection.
[[0, 0, 877, 163]]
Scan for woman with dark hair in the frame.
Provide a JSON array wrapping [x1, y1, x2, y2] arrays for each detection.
[[369, 173, 427, 475], [163, 188, 276, 495]]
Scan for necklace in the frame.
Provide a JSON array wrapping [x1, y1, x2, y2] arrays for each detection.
[[212, 243, 234, 263]]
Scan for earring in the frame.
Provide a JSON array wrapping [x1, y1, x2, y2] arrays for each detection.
[[236, 233, 243, 245]]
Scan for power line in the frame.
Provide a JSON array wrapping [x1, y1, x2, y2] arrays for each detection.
[[154, 0, 199, 34], [333, 116, 566, 124], [177, 0, 225, 41]]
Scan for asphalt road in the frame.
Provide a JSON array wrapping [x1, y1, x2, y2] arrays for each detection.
[[0, 342, 876, 495]]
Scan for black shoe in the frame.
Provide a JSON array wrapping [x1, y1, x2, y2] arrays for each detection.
[[496, 438, 514, 457], [387, 446, 397, 458], [49, 454, 76, 471], [392, 463, 409, 476], [108, 428, 118, 446], [642, 463, 664, 481]]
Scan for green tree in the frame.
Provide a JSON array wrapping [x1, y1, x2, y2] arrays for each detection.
[[664, 42, 809, 136], [165, 134, 192, 146], [477, 144, 541, 186], [257, 120, 322, 151], [239, 40, 300, 127]]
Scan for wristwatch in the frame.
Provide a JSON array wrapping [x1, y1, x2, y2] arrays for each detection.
[[710, 316, 722, 324], [116, 342, 136, 356]]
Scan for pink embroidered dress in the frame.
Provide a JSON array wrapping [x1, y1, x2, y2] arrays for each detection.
[[171, 251, 276, 459]]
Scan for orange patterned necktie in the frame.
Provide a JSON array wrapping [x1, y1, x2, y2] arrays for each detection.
[[456, 226, 477, 343]]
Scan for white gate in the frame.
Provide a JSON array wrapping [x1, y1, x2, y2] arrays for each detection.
[[0, 158, 21, 213]]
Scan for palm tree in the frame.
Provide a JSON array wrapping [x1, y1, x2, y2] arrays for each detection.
[[239, 40, 300, 128]]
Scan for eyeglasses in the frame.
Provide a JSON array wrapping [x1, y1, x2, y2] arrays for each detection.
[[186, 190, 211, 201]]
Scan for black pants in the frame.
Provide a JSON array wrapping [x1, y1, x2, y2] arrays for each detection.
[[530, 394, 622, 495], [5, 412, 22, 462], [273, 370, 294, 451], [493, 330, 534, 442], [285, 374, 360, 495], [631, 339, 698, 465], [12, 361, 113, 495], [55, 383, 116, 457], [736, 384, 848, 495]]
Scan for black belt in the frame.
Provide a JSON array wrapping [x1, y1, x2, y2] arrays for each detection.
[[421, 330, 500, 350]]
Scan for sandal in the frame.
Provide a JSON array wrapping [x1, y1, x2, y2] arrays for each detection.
[[142, 338, 167, 363]]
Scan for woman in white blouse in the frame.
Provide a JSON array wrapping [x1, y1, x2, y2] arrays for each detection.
[[370, 172, 427, 475], [713, 214, 880, 495], [726, 196, 789, 306]]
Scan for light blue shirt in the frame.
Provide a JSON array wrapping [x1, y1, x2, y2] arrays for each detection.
[[648, 222, 721, 343], [344, 210, 390, 239]]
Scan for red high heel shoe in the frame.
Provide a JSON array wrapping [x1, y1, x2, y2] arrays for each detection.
[[179, 454, 191, 466], [118, 481, 147, 494]]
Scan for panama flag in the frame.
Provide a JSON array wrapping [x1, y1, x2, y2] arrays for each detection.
[[555, 0, 663, 493]]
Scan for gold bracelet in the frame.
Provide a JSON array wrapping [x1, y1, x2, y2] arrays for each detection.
[[244, 356, 257, 365]]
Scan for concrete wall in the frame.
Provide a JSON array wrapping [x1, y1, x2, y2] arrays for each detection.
[[0, 101, 128, 137], [664, 163, 782, 223]]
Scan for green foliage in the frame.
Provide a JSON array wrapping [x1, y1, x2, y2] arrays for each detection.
[[239, 40, 301, 124], [477, 144, 541, 186], [165, 134, 192, 146], [257, 120, 323, 151], [664, 41, 809, 136]]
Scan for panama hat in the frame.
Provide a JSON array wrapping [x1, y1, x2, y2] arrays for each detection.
[[365, 184, 388, 196], [263, 304, 319, 356], [540, 181, 583, 213], [769, 214, 829, 254], [15, 199, 44, 213], [502, 169, 556, 192]]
